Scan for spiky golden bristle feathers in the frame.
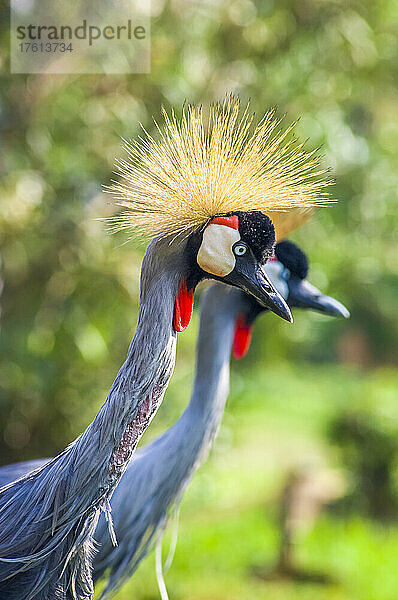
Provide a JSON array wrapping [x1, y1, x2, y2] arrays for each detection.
[[268, 208, 314, 242], [107, 98, 332, 240]]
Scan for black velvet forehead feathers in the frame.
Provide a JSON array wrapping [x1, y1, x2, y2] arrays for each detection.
[[275, 239, 309, 280], [185, 210, 276, 288], [234, 211, 275, 263]]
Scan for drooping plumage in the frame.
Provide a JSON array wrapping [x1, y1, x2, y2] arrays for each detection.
[[0, 240, 183, 600]]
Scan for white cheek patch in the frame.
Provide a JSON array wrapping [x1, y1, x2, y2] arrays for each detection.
[[197, 224, 241, 277], [264, 260, 289, 299]]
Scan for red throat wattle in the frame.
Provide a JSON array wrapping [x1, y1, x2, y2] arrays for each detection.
[[173, 279, 194, 332], [233, 314, 253, 359]]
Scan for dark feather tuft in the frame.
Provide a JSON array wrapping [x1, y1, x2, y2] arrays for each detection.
[[275, 240, 309, 279]]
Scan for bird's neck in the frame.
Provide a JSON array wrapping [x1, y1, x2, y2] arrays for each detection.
[[178, 285, 244, 448], [0, 238, 190, 600], [74, 238, 187, 492]]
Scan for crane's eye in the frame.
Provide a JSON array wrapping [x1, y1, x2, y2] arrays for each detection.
[[233, 243, 247, 256]]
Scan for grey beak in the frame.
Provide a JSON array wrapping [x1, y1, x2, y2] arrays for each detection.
[[288, 279, 350, 318], [224, 264, 293, 323]]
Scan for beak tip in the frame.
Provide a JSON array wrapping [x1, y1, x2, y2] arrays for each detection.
[[328, 299, 351, 319], [276, 302, 293, 323], [283, 308, 293, 323], [288, 280, 351, 320], [270, 296, 293, 323]]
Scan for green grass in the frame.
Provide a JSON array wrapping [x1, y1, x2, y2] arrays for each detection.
[[95, 363, 398, 600]]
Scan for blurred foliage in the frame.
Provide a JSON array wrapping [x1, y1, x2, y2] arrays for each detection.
[[0, 0, 397, 562]]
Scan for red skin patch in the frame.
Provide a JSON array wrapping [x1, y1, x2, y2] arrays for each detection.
[[233, 314, 253, 359], [269, 254, 278, 262], [173, 279, 194, 332], [210, 215, 239, 230]]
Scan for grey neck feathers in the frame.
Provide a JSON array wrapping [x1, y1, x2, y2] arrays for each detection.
[[0, 282, 251, 598], [150, 284, 242, 469], [165, 284, 246, 475], [91, 283, 249, 594], [189, 284, 244, 420], [0, 236, 188, 600], [63, 236, 185, 498]]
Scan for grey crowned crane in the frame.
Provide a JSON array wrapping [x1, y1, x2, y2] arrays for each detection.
[[0, 99, 331, 600], [0, 239, 348, 598]]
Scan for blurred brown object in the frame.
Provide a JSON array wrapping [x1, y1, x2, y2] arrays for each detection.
[[253, 466, 345, 583], [337, 328, 371, 367]]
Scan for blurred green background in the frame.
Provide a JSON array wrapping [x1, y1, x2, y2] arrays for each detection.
[[1, 0, 398, 598]]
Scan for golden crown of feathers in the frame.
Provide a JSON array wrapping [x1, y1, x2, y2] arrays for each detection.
[[107, 97, 333, 241]]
